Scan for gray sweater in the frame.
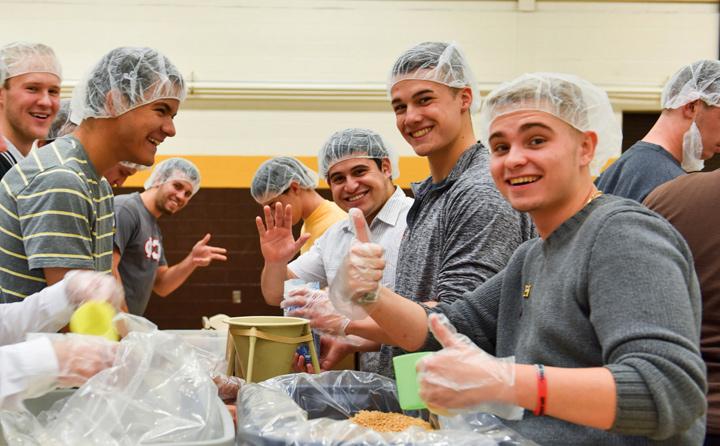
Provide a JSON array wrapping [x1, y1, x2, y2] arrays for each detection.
[[424, 195, 707, 445], [395, 144, 535, 304]]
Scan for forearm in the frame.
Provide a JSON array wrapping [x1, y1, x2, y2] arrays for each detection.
[[512, 365, 616, 430], [153, 257, 195, 296], [366, 287, 430, 351], [260, 262, 290, 306], [345, 317, 402, 346]]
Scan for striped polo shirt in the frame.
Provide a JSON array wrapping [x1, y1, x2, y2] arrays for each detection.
[[0, 135, 114, 302]]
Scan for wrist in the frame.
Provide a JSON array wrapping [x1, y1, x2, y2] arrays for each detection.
[[512, 364, 538, 409]]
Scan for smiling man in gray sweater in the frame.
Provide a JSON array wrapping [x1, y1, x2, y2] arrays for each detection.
[[335, 73, 706, 445]]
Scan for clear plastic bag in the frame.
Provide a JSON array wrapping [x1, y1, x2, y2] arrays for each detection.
[[236, 370, 537, 446], [1, 328, 227, 445]]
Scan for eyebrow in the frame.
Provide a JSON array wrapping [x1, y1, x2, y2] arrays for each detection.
[[391, 88, 435, 106], [489, 121, 555, 141]]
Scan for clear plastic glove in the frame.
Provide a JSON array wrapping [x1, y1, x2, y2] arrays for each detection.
[[65, 270, 126, 310], [282, 288, 351, 336], [212, 373, 245, 402], [328, 208, 386, 320], [52, 334, 118, 387], [417, 313, 524, 420]]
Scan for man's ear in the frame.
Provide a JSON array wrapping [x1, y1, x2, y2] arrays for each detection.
[[104, 90, 120, 116], [681, 100, 700, 120], [459, 86, 473, 113], [579, 131, 598, 167], [288, 181, 300, 195], [381, 158, 393, 179]]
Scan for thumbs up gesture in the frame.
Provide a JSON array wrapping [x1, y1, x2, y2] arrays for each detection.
[[328, 208, 386, 319], [191, 233, 228, 267]]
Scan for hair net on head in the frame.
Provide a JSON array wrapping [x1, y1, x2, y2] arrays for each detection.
[[47, 99, 77, 139], [479, 72, 622, 177], [662, 60, 720, 109], [0, 42, 62, 81], [251, 156, 319, 204], [144, 157, 201, 195], [70, 46, 185, 124], [318, 128, 399, 179], [388, 41, 480, 113]]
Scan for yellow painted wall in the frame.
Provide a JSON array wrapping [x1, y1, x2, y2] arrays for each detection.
[[124, 155, 431, 189]]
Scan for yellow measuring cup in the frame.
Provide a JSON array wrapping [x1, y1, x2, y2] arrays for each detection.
[[69, 301, 119, 341]]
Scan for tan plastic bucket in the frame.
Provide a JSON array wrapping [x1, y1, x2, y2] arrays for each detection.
[[225, 316, 320, 383]]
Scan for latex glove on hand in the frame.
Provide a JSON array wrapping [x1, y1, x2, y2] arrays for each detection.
[[52, 334, 118, 388], [65, 270, 126, 311], [417, 313, 523, 420], [328, 208, 386, 320], [282, 288, 351, 336], [212, 373, 245, 402]]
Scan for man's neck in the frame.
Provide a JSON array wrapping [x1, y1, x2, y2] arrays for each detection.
[[73, 123, 120, 176], [1, 125, 33, 157], [532, 179, 597, 239], [301, 190, 327, 221], [428, 120, 476, 183], [641, 113, 689, 163], [140, 189, 162, 219]]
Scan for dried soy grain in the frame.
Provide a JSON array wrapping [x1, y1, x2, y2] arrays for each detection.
[[350, 410, 433, 432]]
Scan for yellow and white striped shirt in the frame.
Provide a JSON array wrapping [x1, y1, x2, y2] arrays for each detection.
[[0, 135, 114, 302]]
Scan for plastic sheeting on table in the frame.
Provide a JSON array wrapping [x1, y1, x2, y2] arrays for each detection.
[[0, 329, 229, 446], [236, 370, 537, 446]]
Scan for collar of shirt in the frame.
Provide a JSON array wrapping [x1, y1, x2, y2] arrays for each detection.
[[4, 136, 24, 162], [410, 142, 486, 199], [342, 186, 409, 236]]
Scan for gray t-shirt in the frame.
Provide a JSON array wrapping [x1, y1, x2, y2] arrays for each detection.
[[394, 143, 535, 305], [595, 140, 685, 203], [424, 195, 706, 445], [114, 192, 167, 315]]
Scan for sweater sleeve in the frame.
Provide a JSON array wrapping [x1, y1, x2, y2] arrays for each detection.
[[420, 268, 506, 355], [435, 181, 526, 303], [588, 209, 706, 439]]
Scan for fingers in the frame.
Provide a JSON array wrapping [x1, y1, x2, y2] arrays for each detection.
[[262, 205, 274, 230], [274, 202, 285, 228], [428, 313, 461, 349], [349, 208, 371, 243], [198, 233, 211, 245]]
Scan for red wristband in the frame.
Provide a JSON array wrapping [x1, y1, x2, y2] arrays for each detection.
[[533, 364, 547, 416]]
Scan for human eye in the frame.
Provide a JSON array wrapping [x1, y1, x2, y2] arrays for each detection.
[[490, 143, 509, 155], [48, 88, 60, 97], [418, 95, 433, 105], [26, 86, 38, 93], [393, 104, 406, 115], [329, 175, 344, 185], [528, 136, 547, 148]]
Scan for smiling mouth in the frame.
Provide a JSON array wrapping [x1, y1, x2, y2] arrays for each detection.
[[509, 176, 540, 185], [410, 127, 431, 138], [148, 137, 161, 146], [30, 112, 49, 120], [346, 192, 367, 202]]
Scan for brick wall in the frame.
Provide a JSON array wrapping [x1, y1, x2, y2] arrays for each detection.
[[116, 187, 284, 328]]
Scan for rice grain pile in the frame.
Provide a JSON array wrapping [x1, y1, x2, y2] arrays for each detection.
[[350, 410, 433, 432]]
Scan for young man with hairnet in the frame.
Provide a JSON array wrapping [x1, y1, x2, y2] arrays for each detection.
[[113, 158, 227, 316], [596, 60, 720, 202], [251, 156, 345, 254], [0, 46, 186, 303], [333, 73, 706, 444], [644, 154, 720, 442], [256, 128, 413, 376], [0, 42, 62, 178], [387, 41, 535, 311]]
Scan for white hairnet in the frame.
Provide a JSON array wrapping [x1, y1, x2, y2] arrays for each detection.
[[662, 60, 720, 109], [479, 72, 622, 177], [318, 128, 399, 179], [388, 41, 479, 113], [70, 47, 185, 124], [144, 157, 201, 195], [0, 58, 5, 85], [251, 156, 319, 204], [47, 99, 77, 140], [0, 42, 62, 81]]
